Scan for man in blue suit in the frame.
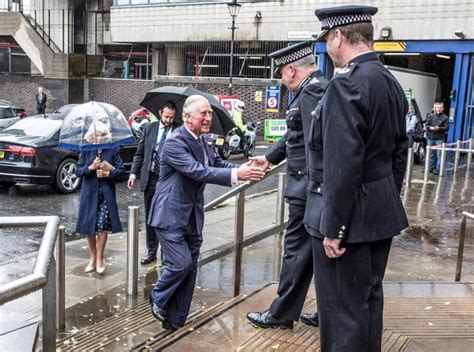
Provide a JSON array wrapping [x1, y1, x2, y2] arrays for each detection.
[[148, 95, 265, 330]]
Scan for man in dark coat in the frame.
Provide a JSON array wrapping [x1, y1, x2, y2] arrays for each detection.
[[425, 101, 449, 175], [128, 102, 179, 265], [246, 41, 328, 329], [304, 5, 409, 351], [35, 86, 47, 114], [147, 95, 265, 330]]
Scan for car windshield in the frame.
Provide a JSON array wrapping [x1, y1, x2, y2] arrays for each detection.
[[0, 118, 63, 137], [54, 105, 75, 114], [0, 107, 16, 118]]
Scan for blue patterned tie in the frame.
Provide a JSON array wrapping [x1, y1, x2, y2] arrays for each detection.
[[197, 138, 208, 166], [152, 127, 169, 174]]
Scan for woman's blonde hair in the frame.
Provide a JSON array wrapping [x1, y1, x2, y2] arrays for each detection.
[[84, 121, 112, 144]]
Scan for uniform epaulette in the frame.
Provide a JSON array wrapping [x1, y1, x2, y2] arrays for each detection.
[[335, 62, 357, 76]]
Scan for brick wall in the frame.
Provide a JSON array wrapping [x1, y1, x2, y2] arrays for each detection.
[[0, 74, 70, 115], [0, 74, 287, 136], [152, 76, 288, 135]]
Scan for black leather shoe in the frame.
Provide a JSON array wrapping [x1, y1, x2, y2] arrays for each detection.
[[141, 255, 156, 265], [162, 321, 178, 331], [246, 310, 293, 329], [300, 312, 319, 327], [149, 295, 167, 323]]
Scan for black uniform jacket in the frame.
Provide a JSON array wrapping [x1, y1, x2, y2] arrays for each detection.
[[305, 52, 409, 243], [265, 70, 328, 205]]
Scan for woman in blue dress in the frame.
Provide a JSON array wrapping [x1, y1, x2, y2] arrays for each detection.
[[75, 122, 125, 274]]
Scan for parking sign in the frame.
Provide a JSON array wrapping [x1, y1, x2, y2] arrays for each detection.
[[266, 85, 281, 113]]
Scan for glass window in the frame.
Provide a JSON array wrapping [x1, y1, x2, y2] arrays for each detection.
[[0, 118, 62, 137], [0, 107, 16, 119]]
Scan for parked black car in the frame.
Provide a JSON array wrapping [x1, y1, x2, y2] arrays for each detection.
[[0, 100, 27, 118], [0, 115, 137, 194]]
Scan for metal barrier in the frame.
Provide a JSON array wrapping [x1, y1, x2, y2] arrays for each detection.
[[405, 147, 414, 187], [424, 138, 474, 180], [0, 216, 62, 352], [455, 211, 473, 282], [125, 161, 288, 297]]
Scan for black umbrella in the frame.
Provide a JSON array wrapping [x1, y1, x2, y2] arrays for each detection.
[[140, 86, 236, 136]]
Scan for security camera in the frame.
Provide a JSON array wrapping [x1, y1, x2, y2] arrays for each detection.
[[255, 11, 262, 19], [454, 30, 465, 39]]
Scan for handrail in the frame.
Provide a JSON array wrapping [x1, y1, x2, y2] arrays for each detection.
[[204, 160, 287, 210], [126, 159, 289, 297], [0, 216, 61, 352]]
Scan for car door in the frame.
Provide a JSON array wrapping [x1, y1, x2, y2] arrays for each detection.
[[0, 107, 20, 130]]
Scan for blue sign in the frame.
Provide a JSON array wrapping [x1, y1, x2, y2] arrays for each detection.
[[266, 85, 281, 113]]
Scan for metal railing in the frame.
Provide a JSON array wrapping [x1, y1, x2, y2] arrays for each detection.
[[126, 160, 288, 297], [424, 138, 474, 182], [455, 211, 473, 282], [0, 217, 64, 352]]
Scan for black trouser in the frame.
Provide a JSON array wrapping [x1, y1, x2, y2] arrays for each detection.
[[312, 237, 392, 352], [144, 172, 159, 257], [37, 107, 45, 114], [269, 203, 314, 321]]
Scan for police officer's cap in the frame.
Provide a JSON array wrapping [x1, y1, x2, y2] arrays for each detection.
[[269, 41, 314, 70], [313, 5, 378, 41]]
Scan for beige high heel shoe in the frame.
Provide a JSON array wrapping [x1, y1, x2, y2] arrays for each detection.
[[85, 262, 96, 273], [96, 261, 106, 274]]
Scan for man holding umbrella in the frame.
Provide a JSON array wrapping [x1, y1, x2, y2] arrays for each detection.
[[148, 95, 265, 330], [128, 101, 180, 266]]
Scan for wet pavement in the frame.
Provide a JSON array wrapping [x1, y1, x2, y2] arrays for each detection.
[[1, 161, 473, 351]]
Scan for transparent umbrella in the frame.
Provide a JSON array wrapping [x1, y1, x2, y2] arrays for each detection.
[[58, 101, 135, 152]]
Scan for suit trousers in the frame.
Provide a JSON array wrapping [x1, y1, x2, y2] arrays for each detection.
[[312, 236, 392, 352], [144, 172, 159, 257], [269, 203, 314, 321], [150, 227, 202, 327]]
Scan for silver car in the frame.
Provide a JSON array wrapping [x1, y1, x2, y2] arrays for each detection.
[[0, 105, 20, 131]]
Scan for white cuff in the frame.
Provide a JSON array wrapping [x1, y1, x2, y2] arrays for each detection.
[[231, 168, 238, 186], [129, 174, 136, 180]]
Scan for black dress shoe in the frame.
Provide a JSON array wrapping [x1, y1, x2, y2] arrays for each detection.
[[149, 295, 167, 323], [162, 321, 178, 331], [246, 310, 293, 329], [141, 255, 156, 265], [300, 312, 319, 327]]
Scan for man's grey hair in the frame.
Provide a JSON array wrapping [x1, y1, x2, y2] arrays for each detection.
[[292, 55, 316, 68], [183, 95, 209, 118]]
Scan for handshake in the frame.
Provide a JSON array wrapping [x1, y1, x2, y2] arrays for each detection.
[[236, 155, 270, 182]]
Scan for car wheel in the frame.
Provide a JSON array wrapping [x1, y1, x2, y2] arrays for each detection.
[[52, 158, 81, 194], [0, 181, 15, 188]]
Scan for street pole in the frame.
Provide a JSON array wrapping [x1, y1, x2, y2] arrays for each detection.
[[229, 15, 236, 95], [227, 0, 241, 96]]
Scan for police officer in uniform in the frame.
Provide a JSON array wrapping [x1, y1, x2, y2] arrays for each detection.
[[246, 41, 328, 329], [304, 5, 409, 351]]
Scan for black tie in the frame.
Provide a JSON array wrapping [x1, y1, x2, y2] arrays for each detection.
[[152, 127, 169, 174]]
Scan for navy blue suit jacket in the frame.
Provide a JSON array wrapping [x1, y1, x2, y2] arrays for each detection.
[[148, 126, 236, 234]]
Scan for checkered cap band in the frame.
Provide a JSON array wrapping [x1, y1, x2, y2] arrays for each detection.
[[321, 13, 372, 30], [274, 46, 312, 67]]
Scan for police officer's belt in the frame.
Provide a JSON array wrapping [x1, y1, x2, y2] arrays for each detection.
[[309, 162, 393, 183]]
